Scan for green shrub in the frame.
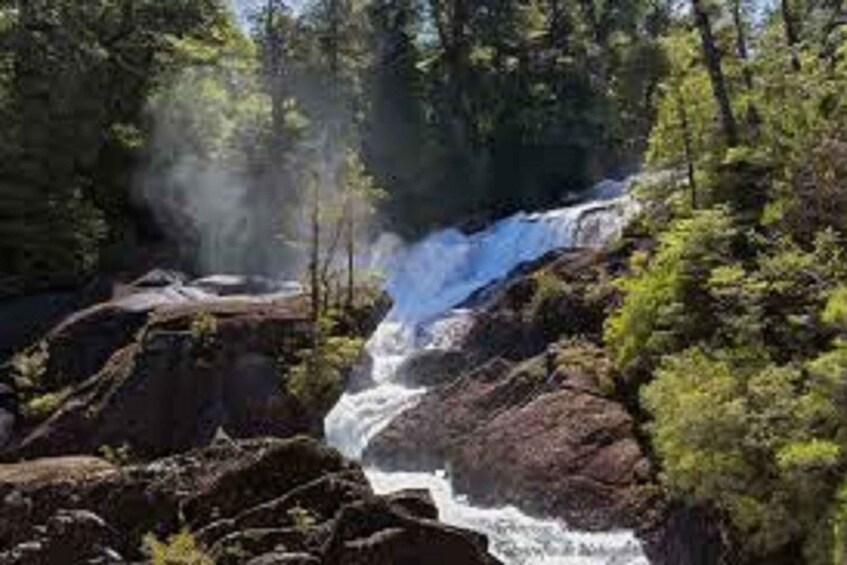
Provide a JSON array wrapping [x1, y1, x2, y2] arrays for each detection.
[[20, 387, 69, 422], [642, 346, 847, 562], [525, 269, 570, 337], [554, 338, 617, 395], [189, 312, 218, 347], [144, 530, 212, 565], [287, 316, 364, 414], [605, 207, 736, 371], [98, 443, 135, 466], [823, 285, 847, 330], [287, 505, 317, 533], [11, 341, 49, 390]]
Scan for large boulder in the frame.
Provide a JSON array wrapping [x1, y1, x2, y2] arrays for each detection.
[[1, 270, 195, 395], [368, 242, 729, 560], [395, 349, 469, 388], [0, 384, 16, 449], [0, 437, 500, 565], [0, 291, 89, 366], [9, 298, 318, 460], [366, 353, 659, 532], [459, 249, 623, 364]]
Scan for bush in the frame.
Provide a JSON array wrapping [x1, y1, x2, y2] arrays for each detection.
[[20, 387, 69, 422], [605, 207, 736, 371], [526, 269, 569, 337], [189, 312, 218, 347], [642, 346, 847, 562], [144, 530, 212, 565], [554, 338, 617, 395], [287, 505, 317, 533], [11, 341, 49, 390], [287, 316, 364, 414], [98, 443, 135, 466]]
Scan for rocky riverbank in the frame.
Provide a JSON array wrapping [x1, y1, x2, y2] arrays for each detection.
[[0, 436, 500, 564], [365, 246, 730, 564], [0, 248, 732, 564]]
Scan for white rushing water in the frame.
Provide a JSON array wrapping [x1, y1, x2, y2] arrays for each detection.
[[325, 178, 649, 565]]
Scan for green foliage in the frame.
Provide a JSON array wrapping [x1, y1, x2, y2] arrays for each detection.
[[189, 312, 219, 347], [288, 315, 364, 414], [10, 342, 49, 390], [0, 0, 247, 295], [98, 443, 135, 467], [20, 388, 71, 423], [643, 347, 847, 561], [823, 285, 847, 330], [527, 269, 568, 332], [647, 29, 719, 173], [287, 505, 318, 533], [605, 207, 736, 370], [554, 338, 617, 396], [144, 529, 213, 565]]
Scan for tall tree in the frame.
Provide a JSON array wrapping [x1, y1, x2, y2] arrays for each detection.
[[730, 0, 754, 90], [780, 0, 803, 71], [690, 0, 739, 147]]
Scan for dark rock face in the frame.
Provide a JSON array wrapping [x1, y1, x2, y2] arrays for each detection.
[[366, 355, 659, 532], [460, 249, 622, 364], [9, 299, 317, 460], [368, 244, 725, 560], [2, 271, 390, 461], [0, 437, 501, 565], [395, 349, 469, 387], [32, 302, 152, 392], [640, 505, 734, 565], [0, 384, 16, 449]]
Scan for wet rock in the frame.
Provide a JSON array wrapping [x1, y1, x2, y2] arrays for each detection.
[[121, 269, 188, 291], [395, 349, 468, 387], [246, 552, 321, 565], [323, 498, 500, 565], [369, 360, 659, 533], [0, 383, 16, 449], [209, 528, 307, 565], [17, 301, 151, 394], [4, 276, 389, 460], [10, 299, 317, 459], [189, 275, 303, 298], [346, 350, 375, 393], [0, 509, 124, 565], [364, 358, 514, 473], [182, 437, 356, 527], [459, 249, 622, 364], [0, 437, 499, 565], [384, 489, 439, 521]]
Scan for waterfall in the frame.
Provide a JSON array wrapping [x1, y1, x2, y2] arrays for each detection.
[[325, 179, 649, 565]]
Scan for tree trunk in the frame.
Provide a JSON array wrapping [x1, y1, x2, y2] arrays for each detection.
[[429, 0, 472, 144], [328, 0, 341, 78], [780, 0, 802, 71], [309, 173, 321, 328], [265, 0, 288, 156], [730, 0, 754, 90], [691, 0, 739, 147], [675, 86, 698, 209], [346, 206, 354, 310]]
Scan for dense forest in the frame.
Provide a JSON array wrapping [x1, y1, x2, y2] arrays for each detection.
[[1, 0, 847, 562], [0, 0, 667, 292]]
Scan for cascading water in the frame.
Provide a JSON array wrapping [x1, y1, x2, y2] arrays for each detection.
[[325, 179, 649, 565]]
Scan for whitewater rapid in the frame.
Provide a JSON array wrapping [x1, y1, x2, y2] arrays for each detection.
[[325, 179, 649, 565]]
